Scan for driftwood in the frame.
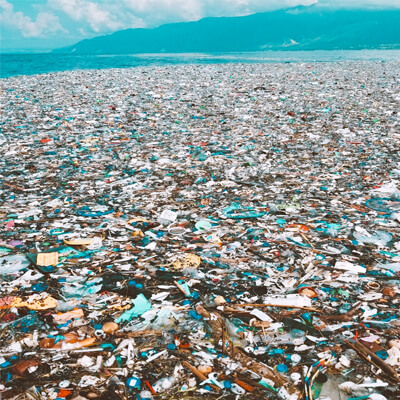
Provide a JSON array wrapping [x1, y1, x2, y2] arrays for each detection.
[[231, 347, 288, 387], [231, 303, 320, 312], [195, 304, 226, 341], [345, 339, 400, 383], [182, 361, 221, 392], [2, 182, 25, 191], [195, 305, 300, 396], [320, 302, 362, 322], [114, 330, 162, 338]]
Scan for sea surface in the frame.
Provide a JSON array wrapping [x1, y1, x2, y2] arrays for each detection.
[[1, 50, 400, 78]]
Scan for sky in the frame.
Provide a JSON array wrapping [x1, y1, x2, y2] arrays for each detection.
[[1, 0, 400, 51]]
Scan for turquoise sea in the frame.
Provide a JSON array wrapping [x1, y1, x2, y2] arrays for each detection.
[[1, 50, 400, 78]]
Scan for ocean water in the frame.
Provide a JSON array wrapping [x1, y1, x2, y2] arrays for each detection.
[[1, 50, 400, 78]]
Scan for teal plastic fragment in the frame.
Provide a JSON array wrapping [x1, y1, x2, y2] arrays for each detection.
[[276, 218, 286, 227], [222, 202, 266, 219], [116, 294, 152, 323], [195, 220, 212, 231], [315, 221, 343, 237], [62, 283, 102, 298], [258, 378, 277, 391], [179, 281, 191, 297]]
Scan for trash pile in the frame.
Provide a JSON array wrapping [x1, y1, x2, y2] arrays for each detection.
[[0, 61, 400, 400]]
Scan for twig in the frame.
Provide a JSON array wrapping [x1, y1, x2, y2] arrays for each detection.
[[320, 302, 361, 322], [174, 280, 190, 296], [2, 182, 25, 191], [221, 321, 226, 356], [114, 330, 162, 338], [232, 304, 319, 312], [300, 232, 314, 249], [345, 339, 400, 383], [182, 361, 220, 392]]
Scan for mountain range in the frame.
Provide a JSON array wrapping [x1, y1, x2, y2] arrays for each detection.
[[55, 6, 400, 54]]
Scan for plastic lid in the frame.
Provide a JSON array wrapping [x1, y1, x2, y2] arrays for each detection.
[[276, 364, 288, 373]]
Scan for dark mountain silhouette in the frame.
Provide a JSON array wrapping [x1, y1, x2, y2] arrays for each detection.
[[55, 6, 400, 54]]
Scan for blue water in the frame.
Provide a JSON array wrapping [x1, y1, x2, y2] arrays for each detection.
[[1, 50, 400, 78]]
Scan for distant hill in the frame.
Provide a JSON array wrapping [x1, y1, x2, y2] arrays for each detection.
[[55, 6, 400, 54]]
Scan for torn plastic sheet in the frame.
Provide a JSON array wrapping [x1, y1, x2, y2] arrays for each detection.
[[115, 294, 152, 323]]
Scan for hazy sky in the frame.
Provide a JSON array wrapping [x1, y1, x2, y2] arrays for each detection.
[[1, 0, 399, 51]]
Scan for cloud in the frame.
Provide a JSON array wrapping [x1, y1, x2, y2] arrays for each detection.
[[123, 0, 203, 23], [200, 0, 318, 17], [316, 0, 400, 8], [121, 0, 320, 26], [48, 0, 126, 32], [0, 0, 65, 38]]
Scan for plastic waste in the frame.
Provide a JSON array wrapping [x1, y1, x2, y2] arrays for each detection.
[[1, 61, 399, 400]]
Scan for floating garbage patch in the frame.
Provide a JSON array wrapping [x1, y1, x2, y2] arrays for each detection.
[[0, 62, 400, 399]]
